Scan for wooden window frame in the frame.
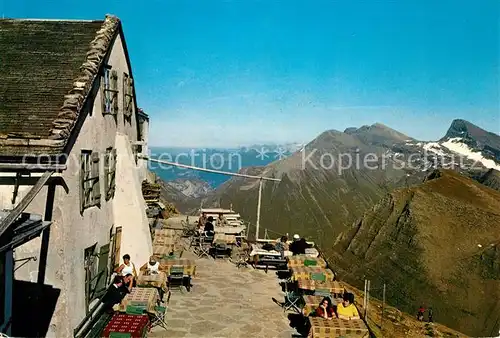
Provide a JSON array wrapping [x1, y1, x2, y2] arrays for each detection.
[[102, 66, 119, 117], [104, 147, 117, 201], [84, 241, 111, 314], [123, 73, 134, 122], [84, 243, 98, 314], [80, 150, 101, 214]]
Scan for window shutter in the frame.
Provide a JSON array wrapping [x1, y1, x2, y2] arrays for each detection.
[[123, 73, 128, 116], [111, 70, 118, 116], [109, 149, 117, 198], [80, 153, 86, 214], [102, 69, 111, 114], [127, 77, 133, 117], [104, 150, 110, 200], [91, 152, 101, 205], [95, 243, 110, 298], [113, 227, 122, 270]]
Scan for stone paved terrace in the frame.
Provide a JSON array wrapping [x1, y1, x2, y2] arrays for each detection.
[[149, 247, 297, 337]]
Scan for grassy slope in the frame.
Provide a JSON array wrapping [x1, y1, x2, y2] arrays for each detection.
[[329, 170, 500, 336]]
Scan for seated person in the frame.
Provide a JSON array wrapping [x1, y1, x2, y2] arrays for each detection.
[[198, 212, 207, 229], [289, 235, 312, 255], [315, 297, 335, 319], [337, 293, 360, 320], [116, 254, 137, 288], [101, 275, 127, 312], [204, 216, 215, 236], [167, 251, 176, 259], [274, 235, 288, 258], [147, 255, 160, 274], [217, 213, 227, 226], [120, 274, 133, 295]]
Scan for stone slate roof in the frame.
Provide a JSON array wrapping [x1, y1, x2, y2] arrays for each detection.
[[0, 16, 120, 157]]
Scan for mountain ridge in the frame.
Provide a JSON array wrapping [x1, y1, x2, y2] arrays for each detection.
[[328, 169, 500, 336]]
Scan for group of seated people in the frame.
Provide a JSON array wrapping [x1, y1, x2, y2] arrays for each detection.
[[101, 252, 176, 312], [274, 233, 312, 257], [314, 293, 360, 321], [197, 212, 228, 234]]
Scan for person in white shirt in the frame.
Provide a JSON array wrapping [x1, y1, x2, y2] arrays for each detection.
[[115, 254, 137, 289], [147, 255, 160, 274]]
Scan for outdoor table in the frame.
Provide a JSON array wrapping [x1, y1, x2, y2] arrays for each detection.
[[249, 243, 292, 258], [154, 228, 179, 238], [213, 233, 237, 244], [153, 235, 178, 246], [287, 256, 327, 268], [102, 313, 149, 338], [159, 258, 197, 277], [137, 271, 168, 292], [302, 295, 343, 316], [153, 244, 177, 256], [214, 226, 246, 235], [291, 267, 335, 281], [308, 317, 369, 337], [298, 280, 344, 295], [117, 287, 159, 314]]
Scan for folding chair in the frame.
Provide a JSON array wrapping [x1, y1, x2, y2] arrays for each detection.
[[283, 281, 302, 313], [197, 234, 213, 258], [150, 305, 168, 330], [214, 242, 228, 259], [168, 265, 185, 290], [189, 233, 201, 251]]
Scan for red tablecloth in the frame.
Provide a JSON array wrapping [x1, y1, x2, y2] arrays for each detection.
[[101, 313, 150, 337]]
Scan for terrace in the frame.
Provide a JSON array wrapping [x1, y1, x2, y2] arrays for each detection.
[[145, 217, 369, 338], [87, 214, 371, 338]]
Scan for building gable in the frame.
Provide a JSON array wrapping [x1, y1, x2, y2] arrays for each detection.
[[0, 15, 123, 159]]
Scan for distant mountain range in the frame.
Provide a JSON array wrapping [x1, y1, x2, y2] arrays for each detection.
[[157, 118, 500, 335], [148, 142, 304, 190]]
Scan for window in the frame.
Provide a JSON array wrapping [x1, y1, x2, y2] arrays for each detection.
[[84, 243, 110, 313], [83, 243, 97, 313], [104, 148, 117, 201], [132, 143, 142, 165], [123, 73, 134, 121], [102, 66, 119, 116], [80, 150, 101, 213]]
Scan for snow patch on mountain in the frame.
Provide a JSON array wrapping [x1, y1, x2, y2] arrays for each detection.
[[441, 138, 500, 171]]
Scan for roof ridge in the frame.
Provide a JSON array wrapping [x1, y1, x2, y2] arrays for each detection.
[[48, 15, 120, 140], [0, 18, 103, 22]]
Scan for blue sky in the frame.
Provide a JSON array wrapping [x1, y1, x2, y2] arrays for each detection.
[[3, 0, 499, 147]]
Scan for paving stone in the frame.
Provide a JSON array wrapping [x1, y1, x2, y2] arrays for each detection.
[[189, 320, 225, 334], [163, 241, 297, 337]]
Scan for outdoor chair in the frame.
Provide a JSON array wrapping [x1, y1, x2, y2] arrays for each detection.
[[283, 281, 302, 313], [197, 234, 213, 258], [283, 289, 302, 313], [150, 305, 168, 330], [189, 233, 201, 250], [214, 242, 228, 259], [168, 265, 184, 290], [230, 246, 250, 268], [182, 220, 197, 238]]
